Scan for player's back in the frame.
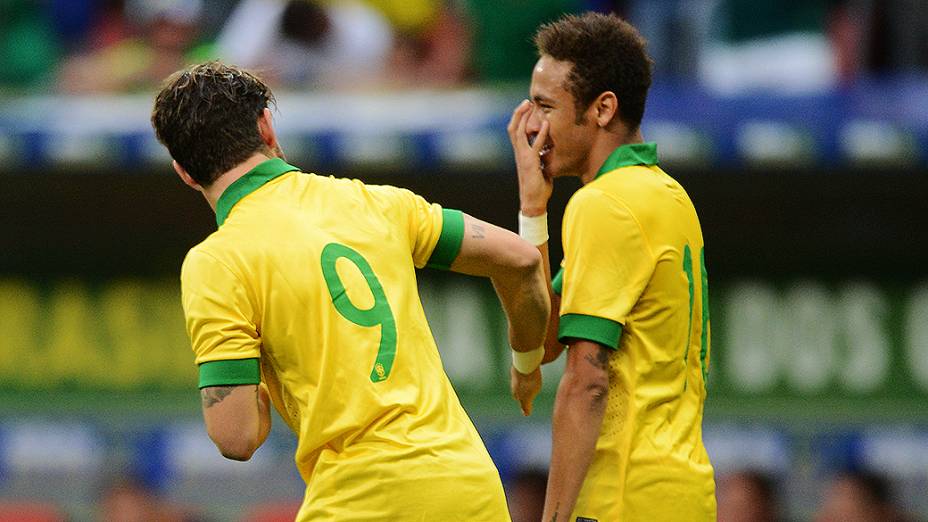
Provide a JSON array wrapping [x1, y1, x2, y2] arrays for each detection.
[[184, 160, 509, 520]]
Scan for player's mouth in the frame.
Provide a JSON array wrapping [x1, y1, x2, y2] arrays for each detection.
[[539, 144, 552, 172]]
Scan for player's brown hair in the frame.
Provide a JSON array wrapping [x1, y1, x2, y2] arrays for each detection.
[[534, 12, 653, 128], [151, 61, 275, 186]]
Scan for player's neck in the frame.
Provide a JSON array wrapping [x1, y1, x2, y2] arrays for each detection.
[[580, 128, 645, 185], [202, 153, 275, 212]]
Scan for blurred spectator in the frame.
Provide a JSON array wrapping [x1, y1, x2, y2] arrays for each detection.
[[625, 0, 717, 81], [48, 0, 102, 53], [316, 0, 470, 87], [507, 468, 548, 522], [717, 470, 780, 522], [460, 0, 581, 85], [0, 501, 66, 522], [73, 0, 133, 51], [99, 476, 205, 522], [698, 0, 840, 94], [57, 0, 214, 93], [8, 0, 928, 94], [100, 478, 160, 522], [356, 0, 440, 34], [834, 1, 928, 78], [814, 471, 911, 522], [381, 1, 472, 88], [0, 0, 61, 91], [215, 0, 393, 89], [240, 501, 301, 522]]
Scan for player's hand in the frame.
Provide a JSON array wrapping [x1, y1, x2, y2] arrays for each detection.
[[510, 365, 543, 416], [507, 100, 552, 217]]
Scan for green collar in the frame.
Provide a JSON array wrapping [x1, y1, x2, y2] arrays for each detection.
[[595, 142, 658, 179], [215, 158, 300, 227]]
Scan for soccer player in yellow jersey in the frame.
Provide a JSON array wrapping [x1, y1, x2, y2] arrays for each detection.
[[150, 62, 551, 521], [507, 13, 717, 521]]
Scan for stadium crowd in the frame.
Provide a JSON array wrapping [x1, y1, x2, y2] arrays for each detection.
[[2, 0, 927, 94], [0, 467, 912, 521]]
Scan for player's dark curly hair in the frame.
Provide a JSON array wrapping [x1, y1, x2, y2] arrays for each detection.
[[534, 12, 653, 128], [151, 61, 275, 186]]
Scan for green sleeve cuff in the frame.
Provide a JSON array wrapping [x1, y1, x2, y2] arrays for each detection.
[[426, 208, 465, 270], [551, 267, 564, 295], [558, 314, 623, 349], [198, 358, 260, 388]]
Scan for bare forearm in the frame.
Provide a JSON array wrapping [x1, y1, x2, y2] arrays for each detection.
[[536, 241, 565, 362], [449, 214, 550, 351], [543, 354, 609, 520], [491, 259, 550, 352]]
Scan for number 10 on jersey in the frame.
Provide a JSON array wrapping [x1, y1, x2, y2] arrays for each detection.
[[683, 244, 710, 389]]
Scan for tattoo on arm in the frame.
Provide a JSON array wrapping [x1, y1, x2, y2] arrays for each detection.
[[549, 503, 560, 522], [584, 346, 610, 409], [470, 223, 485, 239], [201, 386, 235, 408], [584, 346, 610, 370]]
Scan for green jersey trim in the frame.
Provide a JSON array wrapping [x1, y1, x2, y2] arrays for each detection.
[[558, 313, 623, 349], [595, 142, 658, 179], [215, 158, 301, 227], [426, 209, 465, 270], [198, 358, 261, 388], [552, 267, 564, 295]]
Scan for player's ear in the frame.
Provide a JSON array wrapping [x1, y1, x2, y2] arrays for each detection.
[[257, 107, 279, 151], [594, 91, 618, 128], [173, 160, 201, 191]]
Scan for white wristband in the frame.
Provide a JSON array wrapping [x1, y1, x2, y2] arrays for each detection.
[[511, 346, 545, 375], [518, 212, 548, 246]]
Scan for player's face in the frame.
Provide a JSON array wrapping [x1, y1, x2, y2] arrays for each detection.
[[526, 55, 596, 179]]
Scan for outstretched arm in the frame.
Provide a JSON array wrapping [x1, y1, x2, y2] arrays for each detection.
[[449, 214, 549, 353], [449, 214, 550, 414], [201, 382, 272, 461]]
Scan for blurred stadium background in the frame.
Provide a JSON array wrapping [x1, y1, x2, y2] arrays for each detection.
[[2, 0, 928, 520]]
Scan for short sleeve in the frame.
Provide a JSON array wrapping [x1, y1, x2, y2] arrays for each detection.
[[181, 249, 261, 387], [368, 185, 463, 269], [558, 188, 655, 348]]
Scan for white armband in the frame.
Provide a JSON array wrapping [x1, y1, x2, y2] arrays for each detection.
[[511, 346, 545, 375], [518, 212, 548, 246]]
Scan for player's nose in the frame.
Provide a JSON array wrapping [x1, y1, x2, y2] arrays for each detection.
[[525, 106, 542, 134]]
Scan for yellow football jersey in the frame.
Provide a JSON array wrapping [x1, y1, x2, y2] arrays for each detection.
[[554, 143, 716, 521], [181, 158, 510, 521]]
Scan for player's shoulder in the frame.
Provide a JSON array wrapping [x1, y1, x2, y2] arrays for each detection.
[[294, 167, 420, 201], [306, 172, 403, 201], [362, 180, 417, 200], [591, 165, 686, 209], [591, 164, 663, 192], [565, 182, 626, 218], [181, 234, 236, 278], [347, 180, 428, 216], [181, 239, 213, 270]]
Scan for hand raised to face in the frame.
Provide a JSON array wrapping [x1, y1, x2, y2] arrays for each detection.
[[508, 100, 552, 217]]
